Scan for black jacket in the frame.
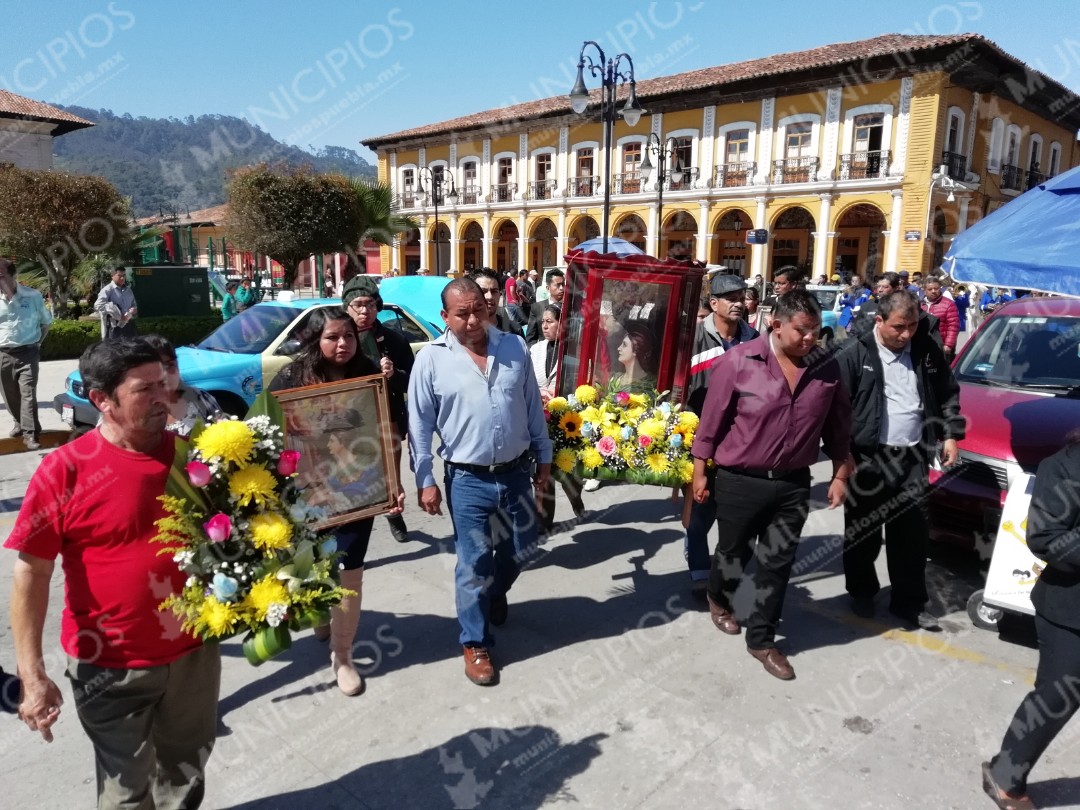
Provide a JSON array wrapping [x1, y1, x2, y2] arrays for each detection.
[[495, 307, 524, 338], [1028, 445, 1080, 629], [851, 298, 942, 349], [526, 300, 549, 345], [686, 317, 758, 415], [369, 321, 414, 437], [834, 324, 964, 453]]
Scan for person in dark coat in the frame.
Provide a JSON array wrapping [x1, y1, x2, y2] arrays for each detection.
[[526, 269, 565, 345], [982, 433, 1080, 810]]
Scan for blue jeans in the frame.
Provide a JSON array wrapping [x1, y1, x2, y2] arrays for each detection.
[[445, 458, 538, 646], [684, 467, 716, 582]]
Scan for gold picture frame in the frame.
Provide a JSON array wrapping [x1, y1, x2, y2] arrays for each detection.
[[271, 374, 399, 530]]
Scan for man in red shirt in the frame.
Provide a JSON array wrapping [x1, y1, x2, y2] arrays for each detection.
[[922, 277, 960, 359], [6, 338, 221, 809], [691, 290, 854, 681]]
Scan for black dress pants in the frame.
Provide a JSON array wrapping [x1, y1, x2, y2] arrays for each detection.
[[990, 613, 1080, 793], [707, 467, 811, 649], [843, 445, 930, 612]]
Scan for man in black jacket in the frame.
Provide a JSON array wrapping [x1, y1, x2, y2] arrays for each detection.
[[526, 269, 565, 345], [471, 269, 523, 337], [834, 290, 964, 629], [343, 275, 415, 542]]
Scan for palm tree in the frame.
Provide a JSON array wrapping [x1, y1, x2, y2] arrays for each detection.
[[349, 177, 417, 252]]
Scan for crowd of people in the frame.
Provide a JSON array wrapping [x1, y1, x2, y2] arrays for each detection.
[[2, 253, 1077, 809]]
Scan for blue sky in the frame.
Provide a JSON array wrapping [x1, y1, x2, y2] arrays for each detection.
[[4, 0, 1080, 159]]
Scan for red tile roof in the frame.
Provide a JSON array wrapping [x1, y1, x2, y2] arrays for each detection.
[[362, 33, 1052, 147], [0, 90, 93, 135], [135, 203, 228, 228]]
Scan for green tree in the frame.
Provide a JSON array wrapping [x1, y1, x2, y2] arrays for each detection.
[[350, 177, 418, 247], [225, 164, 360, 288], [0, 168, 132, 316]]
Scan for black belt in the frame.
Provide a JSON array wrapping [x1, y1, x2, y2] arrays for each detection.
[[448, 451, 530, 475], [717, 464, 809, 481]]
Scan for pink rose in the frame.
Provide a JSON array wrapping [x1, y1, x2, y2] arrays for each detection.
[[203, 513, 233, 543], [277, 450, 301, 477], [638, 435, 653, 448], [615, 391, 630, 406], [597, 436, 617, 457], [185, 460, 211, 488]]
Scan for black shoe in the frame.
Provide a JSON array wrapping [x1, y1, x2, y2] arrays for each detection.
[[490, 593, 508, 627], [690, 581, 709, 603], [386, 514, 408, 543], [850, 597, 876, 619], [889, 606, 941, 631]]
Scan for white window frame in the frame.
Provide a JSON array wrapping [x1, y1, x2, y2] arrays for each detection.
[[1049, 141, 1062, 177], [987, 118, 1005, 174], [398, 163, 418, 192], [775, 113, 821, 162], [946, 106, 966, 155], [1027, 133, 1044, 170], [492, 150, 516, 185], [457, 156, 481, 182], [1004, 124, 1022, 168], [664, 127, 699, 174], [530, 146, 556, 183], [570, 141, 599, 177], [842, 104, 893, 156]]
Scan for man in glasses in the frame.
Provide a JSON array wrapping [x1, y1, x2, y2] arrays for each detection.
[[342, 275, 414, 543]]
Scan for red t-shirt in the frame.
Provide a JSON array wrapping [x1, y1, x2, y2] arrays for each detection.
[[4, 429, 200, 668], [504, 276, 518, 306]]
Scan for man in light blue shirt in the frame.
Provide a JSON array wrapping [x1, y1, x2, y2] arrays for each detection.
[[94, 268, 138, 339], [408, 278, 552, 686], [0, 259, 53, 450]]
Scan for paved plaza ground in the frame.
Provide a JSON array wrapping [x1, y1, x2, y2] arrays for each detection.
[[1, 360, 1078, 809]]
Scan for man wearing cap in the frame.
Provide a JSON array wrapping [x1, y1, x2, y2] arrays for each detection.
[[684, 273, 758, 599], [342, 274, 414, 543]]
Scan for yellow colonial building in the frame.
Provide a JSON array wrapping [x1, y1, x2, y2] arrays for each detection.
[[362, 33, 1080, 281]]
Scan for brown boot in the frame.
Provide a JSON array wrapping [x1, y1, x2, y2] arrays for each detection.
[[330, 567, 365, 696]]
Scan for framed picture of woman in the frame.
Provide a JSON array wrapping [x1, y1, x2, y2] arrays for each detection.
[[272, 375, 399, 529]]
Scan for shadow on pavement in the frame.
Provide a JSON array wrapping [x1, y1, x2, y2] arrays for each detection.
[[1028, 775, 1080, 808], [221, 726, 607, 810]]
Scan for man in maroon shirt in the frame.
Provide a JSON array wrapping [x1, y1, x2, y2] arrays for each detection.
[[691, 290, 854, 681]]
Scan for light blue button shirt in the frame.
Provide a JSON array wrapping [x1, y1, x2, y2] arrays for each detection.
[[0, 285, 52, 348], [408, 325, 553, 489]]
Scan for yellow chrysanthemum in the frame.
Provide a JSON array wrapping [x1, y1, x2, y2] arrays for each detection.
[[559, 412, 583, 439], [249, 511, 293, 552], [229, 465, 278, 507], [678, 411, 700, 430], [600, 422, 622, 440], [637, 419, 667, 440], [622, 406, 646, 424], [195, 420, 255, 466], [198, 596, 238, 637], [620, 444, 640, 466], [580, 447, 604, 470], [244, 575, 290, 622], [574, 384, 599, 405], [554, 448, 577, 474], [547, 396, 570, 414], [676, 459, 695, 484], [645, 453, 671, 474], [627, 393, 648, 407]]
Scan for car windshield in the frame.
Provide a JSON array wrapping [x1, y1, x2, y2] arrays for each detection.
[[956, 314, 1080, 390], [198, 305, 300, 354], [810, 288, 839, 311]]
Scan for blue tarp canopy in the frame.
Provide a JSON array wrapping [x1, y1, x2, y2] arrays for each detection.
[[943, 164, 1080, 297]]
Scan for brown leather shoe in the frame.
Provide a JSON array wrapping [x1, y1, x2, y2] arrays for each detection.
[[707, 594, 741, 635], [748, 646, 796, 680], [463, 646, 496, 685]]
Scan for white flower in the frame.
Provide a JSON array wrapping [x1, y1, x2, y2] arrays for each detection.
[[266, 602, 288, 628]]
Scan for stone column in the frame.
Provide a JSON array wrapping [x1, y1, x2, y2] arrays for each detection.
[[813, 194, 834, 277], [885, 189, 903, 274]]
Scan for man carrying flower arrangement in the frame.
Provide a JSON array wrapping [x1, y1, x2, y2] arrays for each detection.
[[5, 339, 221, 809], [409, 278, 552, 686], [691, 290, 854, 682]]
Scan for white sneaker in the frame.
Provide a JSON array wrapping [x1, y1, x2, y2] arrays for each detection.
[[582, 478, 602, 492]]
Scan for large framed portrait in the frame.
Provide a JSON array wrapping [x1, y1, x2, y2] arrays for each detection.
[[272, 374, 398, 529]]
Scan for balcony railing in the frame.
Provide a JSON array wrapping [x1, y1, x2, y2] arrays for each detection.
[[459, 184, 481, 205], [838, 149, 891, 180], [613, 172, 642, 194], [666, 174, 694, 191], [569, 176, 598, 197], [772, 156, 819, 184], [1025, 169, 1046, 190], [528, 179, 557, 200], [941, 150, 967, 181], [490, 183, 515, 203], [398, 192, 417, 209], [1000, 163, 1023, 192], [713, 162, 755, 188]]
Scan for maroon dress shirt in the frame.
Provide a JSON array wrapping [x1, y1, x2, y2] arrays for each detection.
[[691, 334, 852, 471]]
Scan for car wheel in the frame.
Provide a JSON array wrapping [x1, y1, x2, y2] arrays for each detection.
[[211, 392, 247, 419], [966, 588, 1003, 631]]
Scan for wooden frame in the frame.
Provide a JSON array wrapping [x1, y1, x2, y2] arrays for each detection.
[[272, 374, 399, 530]]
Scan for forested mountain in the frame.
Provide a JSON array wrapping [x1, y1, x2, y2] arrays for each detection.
[[51, 106, 376, 217]]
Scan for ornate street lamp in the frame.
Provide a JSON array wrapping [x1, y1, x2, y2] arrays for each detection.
[[416, 167, 459, 275], [639, 134, 699, 258], [568, 41, 644, 253]]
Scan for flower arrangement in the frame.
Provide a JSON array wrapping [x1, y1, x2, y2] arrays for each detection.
[[154, 396, 351, 665], [546, 384, 699, 488]]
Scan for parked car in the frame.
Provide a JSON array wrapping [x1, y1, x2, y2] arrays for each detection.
[[55, 294, 443, 431], [928, 296, 1080, 556], [805, 284, 845, 347]]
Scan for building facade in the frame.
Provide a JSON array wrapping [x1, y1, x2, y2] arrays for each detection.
[[362, 34, 1080, 281], [0, 89, 92, 170]]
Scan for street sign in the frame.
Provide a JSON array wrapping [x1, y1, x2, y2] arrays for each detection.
[[745, 229, 769, 245], [904, 230, 922, 241]]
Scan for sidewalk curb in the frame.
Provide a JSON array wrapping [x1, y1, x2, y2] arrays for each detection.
[[0, 429, 70, 455]]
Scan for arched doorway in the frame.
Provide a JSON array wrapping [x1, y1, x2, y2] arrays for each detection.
[[834, 203, 887, 281], [614, 213, 647, 252], [430, 222, 451, 275], [770, 207, 816, 277], [660, 210, 697, 261], [494, 220, 519, 272], [401, 227, 420, 275], [529, 218, 558, 270], [461, 221, 483, 272], [568, 215, 599, 249], [713, 209, 752, 273]]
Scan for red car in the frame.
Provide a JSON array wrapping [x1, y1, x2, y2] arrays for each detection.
[[929, 296, 1080, 555]]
